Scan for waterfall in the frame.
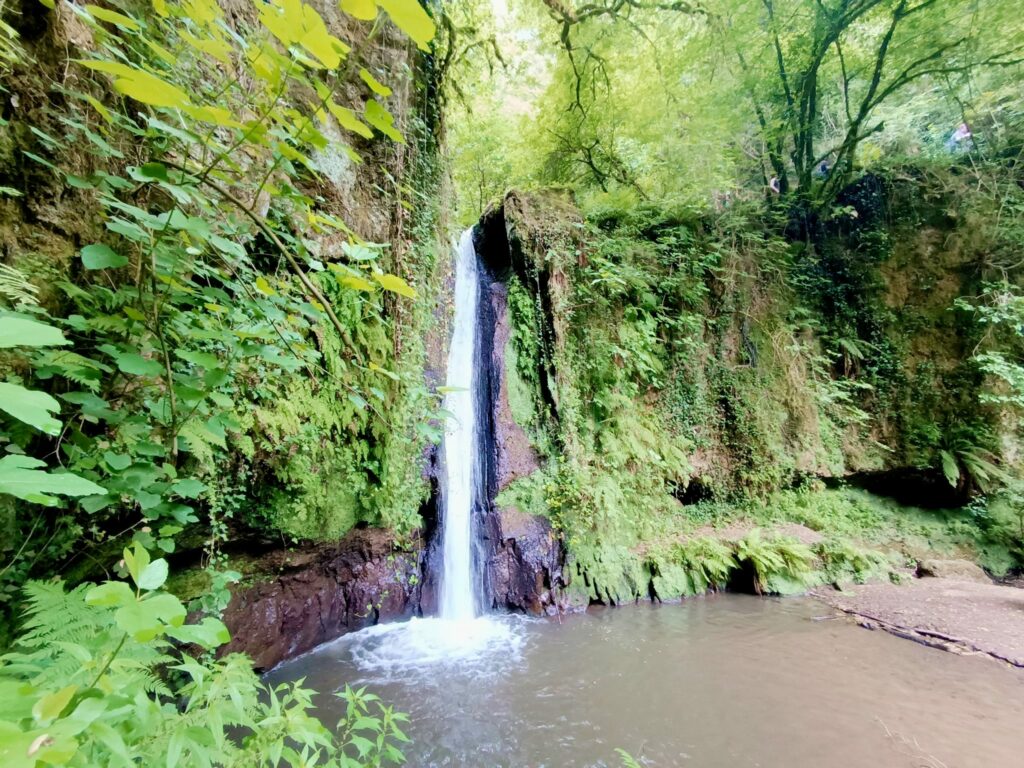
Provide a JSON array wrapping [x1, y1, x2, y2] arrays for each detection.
[[307, 227, 521, 671], [440, 229, 481, 620]]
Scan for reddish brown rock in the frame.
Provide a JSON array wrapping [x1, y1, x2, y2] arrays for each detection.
[[487, 506, 575, 615], [220, 528, 421, 670]]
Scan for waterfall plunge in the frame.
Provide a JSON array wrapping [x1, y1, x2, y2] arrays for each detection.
[[304, 228, 523, 672], [440, 229, 481, 621]]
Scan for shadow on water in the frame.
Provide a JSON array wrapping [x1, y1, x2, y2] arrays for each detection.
[[266, 595, 1024, 768]]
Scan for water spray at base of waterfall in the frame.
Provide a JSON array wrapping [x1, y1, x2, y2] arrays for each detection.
[[337, 616, 530, 680]]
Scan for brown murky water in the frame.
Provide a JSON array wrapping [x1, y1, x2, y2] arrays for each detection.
[[265, 595, 1024, 767]]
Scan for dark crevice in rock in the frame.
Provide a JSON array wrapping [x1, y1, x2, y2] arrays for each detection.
[[830, 469, 966, 508], [475, 250, 501, 610], [419, 475, 441, 616], [675, 477, 715, 505]]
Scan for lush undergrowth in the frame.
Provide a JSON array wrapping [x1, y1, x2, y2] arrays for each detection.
[[497, 168, 1024, 599], [1, 0, 439, 764], [543, 485, 1015, 606]]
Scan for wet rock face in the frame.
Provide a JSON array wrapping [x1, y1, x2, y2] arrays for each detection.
[[488, 281, 541, 491], [487, 507, 573, 615], [474, 208, 574, 615], [220, 528, 421, 670]]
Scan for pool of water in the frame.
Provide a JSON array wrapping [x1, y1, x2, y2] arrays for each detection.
[[265, 595, 1024, 767]]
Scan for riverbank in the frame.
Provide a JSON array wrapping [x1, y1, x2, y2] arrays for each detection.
[[813, 569, 1024, 668]]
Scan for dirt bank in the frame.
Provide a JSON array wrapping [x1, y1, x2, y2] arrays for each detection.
[[813, 572, 1024, 668]]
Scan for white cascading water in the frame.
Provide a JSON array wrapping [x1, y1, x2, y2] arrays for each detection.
[[323, 229, 523, 675], [440, 228, 479, 621]]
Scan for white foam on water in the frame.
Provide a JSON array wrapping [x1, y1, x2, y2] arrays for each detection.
[[338, 615, 530, 681]]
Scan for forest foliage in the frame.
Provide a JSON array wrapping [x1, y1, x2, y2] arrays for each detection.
[[0, 0, 1023, 764], [456, 0, 1024, 596], [0, 0, 437, 763]]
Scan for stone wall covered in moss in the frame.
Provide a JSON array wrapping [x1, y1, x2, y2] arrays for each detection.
[[480, 171, 1022, 602]]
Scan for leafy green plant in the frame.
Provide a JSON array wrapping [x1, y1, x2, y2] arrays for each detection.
[[615, 748, 644, 768], [0, 542, 409, 766], [1, 0, 444, 625], [815, 538, 891, 585], [734, 530, 815, 595], [936, 422, 1008, 495]]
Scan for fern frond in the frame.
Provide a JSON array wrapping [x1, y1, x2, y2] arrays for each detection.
[[15, 581, 99, 648], [0, 263, 39, 307]]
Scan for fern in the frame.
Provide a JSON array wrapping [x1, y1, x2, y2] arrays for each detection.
[[33, 349, 112, 392], [734, 531, 814, 595], [6, 580, 170, 694], [816, 539, 890, 584], [0, 263, 39, 306], [13, 580, 96, 649]]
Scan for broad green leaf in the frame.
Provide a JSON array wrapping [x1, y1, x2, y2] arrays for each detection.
[[180, 31, 232, 65], [359, 68, 392, 96], [298, 12, 347, 69], [364, 99, 403, 142], [377, 0, 436, 51], [114, 352, 163, 377], [115, 593, 185, 641], [81, 244, 129, 270], [83, 95, 112, 124], [122, 542, 150, 586], [103, 451, 132, 471], [84, 5, 140, 30], [81, 494, 115, 513], [32, 685, 79, 725], [341, 0, 377, 21], [0, 317, 69, 348], [114, 74, 191, 108], [327, 101, 373, 138], [255, 276, 277, 296], [0, 382, 62, 435], [143, 38, 177, 66], [0, 454, 106, 505], [137, 558, 169, 591], [0, 720, 37, 768], [210, 235, 245, 259], [341, 241, 382, 261], [339, 274, 376, 292], [259, 0, 299, 45], [172, 477, 207, 498], [138, 162, 169, 181], [166, 617, 231, 649], [82, 61, 192, 108], [178, 350, 220, 370], [374, 272, 416, 298], [85, 581, 135, 608], [182, 104, 243, 128]]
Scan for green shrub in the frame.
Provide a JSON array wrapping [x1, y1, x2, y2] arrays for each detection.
[[734, 531, 816, 595], [0, 544, 408, 767], [814, 538, 892, 584]]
